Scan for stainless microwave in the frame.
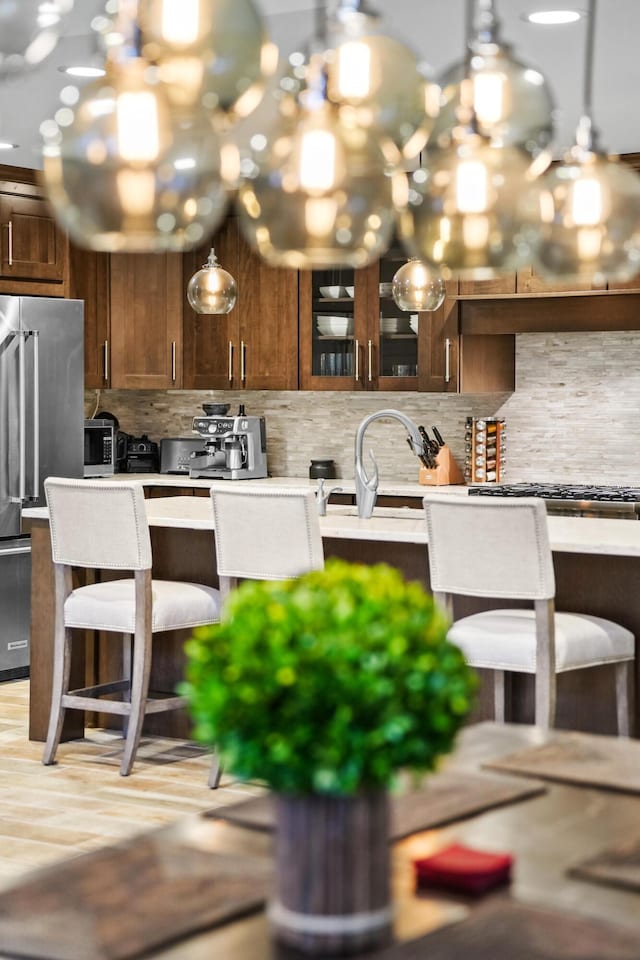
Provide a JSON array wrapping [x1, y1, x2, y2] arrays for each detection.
[[84, 419, 115, 477]]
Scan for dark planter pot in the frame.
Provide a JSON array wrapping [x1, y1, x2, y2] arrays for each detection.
[[270, 790, 392, 956]]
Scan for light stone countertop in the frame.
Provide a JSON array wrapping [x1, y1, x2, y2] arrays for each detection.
[[62, 472, 466, 498], [23, 493, 640, 556]]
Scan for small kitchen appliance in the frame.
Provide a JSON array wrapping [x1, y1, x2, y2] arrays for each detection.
[[123, 435, 160, 473], [160, 438, 206, 474], [189, 404, 268, 480], [83, 419, 115, 477]]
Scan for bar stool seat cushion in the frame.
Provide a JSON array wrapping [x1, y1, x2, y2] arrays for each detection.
[[64, 579, 221, 634], [449, 609, 634, 674]]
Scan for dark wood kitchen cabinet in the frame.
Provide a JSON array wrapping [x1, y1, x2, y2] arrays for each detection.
[[299, 245, 513, 394], [182, 215, 298, 390], [0, 166, 68, 295], [71, 245, 184, 389]]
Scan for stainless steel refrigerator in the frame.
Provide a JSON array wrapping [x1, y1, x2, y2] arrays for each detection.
[[0, 296, 84, 680]]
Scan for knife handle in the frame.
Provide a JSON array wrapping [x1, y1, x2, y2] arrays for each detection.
[[432, 426, 445, 447]]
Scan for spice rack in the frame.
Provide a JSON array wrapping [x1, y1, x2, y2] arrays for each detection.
[[464, 417, 506, 484]]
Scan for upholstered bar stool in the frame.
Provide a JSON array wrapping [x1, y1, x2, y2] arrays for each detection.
[[43, 477, 221, 776], [208, 486, 325, 786], [423, 495, 635, 733]]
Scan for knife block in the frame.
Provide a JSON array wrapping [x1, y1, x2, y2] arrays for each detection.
[[419, 445, 464, 486]]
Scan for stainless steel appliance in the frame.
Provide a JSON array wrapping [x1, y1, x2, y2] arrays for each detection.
[[189, 404, 268, 480], [160, 438, 205, 474], [83, 419, 115, 477], [0, 296, 84, 679], [123, 434, 159, 473], [468, 483, 640, 519]]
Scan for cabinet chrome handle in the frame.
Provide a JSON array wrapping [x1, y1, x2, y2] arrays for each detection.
[[241, 340, 246, 381], [171, 341, 176, 382], [367, 339, 373, 382], [444, 337, 451, 383], [228, 340, 234, 382], [7, 220, 13, 266], [354, 339, 360, 381], [103, 339, 109, 383]]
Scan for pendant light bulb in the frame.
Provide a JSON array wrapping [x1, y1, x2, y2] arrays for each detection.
[[428, 0, 554, 159], [325, 0, 438, 161], [133, 0, 276, 124], [237, 46, 403, 269], [535, 1, 640, 283], [399, 134, 541, 277], [42, 13, 229, 252], [392, 259, 446, 312], [187, 247, 238, 314], [0, 0, 73, 76]]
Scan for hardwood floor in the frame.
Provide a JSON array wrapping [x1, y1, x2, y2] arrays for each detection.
[[0, 679, 266, 892]]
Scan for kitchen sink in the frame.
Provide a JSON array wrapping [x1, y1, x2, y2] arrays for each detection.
[[325, 505, 425, 521]]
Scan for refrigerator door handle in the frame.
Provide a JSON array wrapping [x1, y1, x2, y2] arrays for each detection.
[[0, 544, 31, 557], [30, 330, 40, 500], [16, 330, 26, 503]]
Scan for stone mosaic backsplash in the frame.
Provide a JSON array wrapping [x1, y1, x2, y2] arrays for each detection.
[[86, 331, 640, 485]]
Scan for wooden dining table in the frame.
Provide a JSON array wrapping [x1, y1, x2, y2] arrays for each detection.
[[1, 722, 639, 960]]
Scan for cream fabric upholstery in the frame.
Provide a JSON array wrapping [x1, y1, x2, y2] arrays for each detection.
[[424, 495, 555, 599], [206, 486, 324, 789], [64, 579, 221, 633], [449, 609, 634, 673], [210, 486, 324, 580], [423, 494, 635, 732], [45, 477, 152, 570], [43, 478, 221, 777]]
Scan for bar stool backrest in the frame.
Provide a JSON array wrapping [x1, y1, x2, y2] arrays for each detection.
[[423, 495, 556, 601], [45, 478, 152, 571], [210, 487, 324, 582]]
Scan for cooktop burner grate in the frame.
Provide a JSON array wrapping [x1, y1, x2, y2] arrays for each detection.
[[467, 484, 640, 518]]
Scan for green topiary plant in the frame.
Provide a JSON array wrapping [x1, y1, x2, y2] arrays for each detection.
[[183, 558, 477, 795]]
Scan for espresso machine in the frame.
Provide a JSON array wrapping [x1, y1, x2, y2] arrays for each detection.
[[189, 403, 268, 480]]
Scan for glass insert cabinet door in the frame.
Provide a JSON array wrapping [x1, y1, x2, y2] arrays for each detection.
[[311, 267, 358, 382], [299, 247, 422, 391]]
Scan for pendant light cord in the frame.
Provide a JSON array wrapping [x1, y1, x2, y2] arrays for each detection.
[[576, 0, 596, 148], [583, 0, 596, 120]]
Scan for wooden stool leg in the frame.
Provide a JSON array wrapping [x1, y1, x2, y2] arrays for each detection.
[[120, 631, 152, 776], [122, 634, 132, 739], [615, 661, 632, 737], [43, 624, 73, 765], [208, 754, 223, 789], [493, 671, 506, 722]]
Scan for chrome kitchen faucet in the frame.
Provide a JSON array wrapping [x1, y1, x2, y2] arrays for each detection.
[[354, 409, 425, 519]]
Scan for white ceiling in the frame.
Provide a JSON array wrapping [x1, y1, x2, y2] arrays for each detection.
[[0, 0, 638, 171]]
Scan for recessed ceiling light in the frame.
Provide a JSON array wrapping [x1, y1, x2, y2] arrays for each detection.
[[0, 142, 18, 150], [58, 65, 106, 78], [525, 9, 582, 24]]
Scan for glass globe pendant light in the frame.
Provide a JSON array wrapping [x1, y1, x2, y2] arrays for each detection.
[[324, 0, 438, 162], [41, 3, 229, 253], [0, 0, 73, 76], [392, 259, 446, 312], [187, 247, 237, 314], [236, 10, 405, 270], [428, 0, 554, 160], [399, 104, 542, 278], [535, 0, 640, 283], [134, 0, 277, 125]]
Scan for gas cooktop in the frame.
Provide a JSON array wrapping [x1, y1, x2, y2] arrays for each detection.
[[468, 483, 640, 518]]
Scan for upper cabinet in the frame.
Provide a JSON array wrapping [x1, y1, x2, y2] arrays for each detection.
[[0, 166, 68, 296], [183, 215, 299, 391], [71, 245, 184, 389]]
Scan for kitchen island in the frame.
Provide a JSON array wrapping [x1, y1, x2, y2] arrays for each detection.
[[24, 491, 640, 742]]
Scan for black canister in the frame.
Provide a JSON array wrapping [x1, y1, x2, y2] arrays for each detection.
[[309, 458, 336, 480]]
